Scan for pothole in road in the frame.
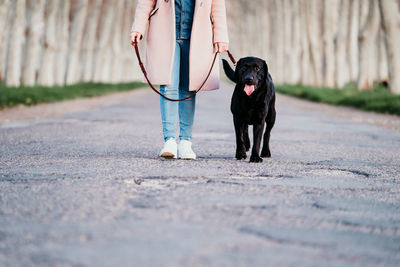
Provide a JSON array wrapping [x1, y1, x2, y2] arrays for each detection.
[[303, 168, 370, 178], [124, 176, 209, 188]]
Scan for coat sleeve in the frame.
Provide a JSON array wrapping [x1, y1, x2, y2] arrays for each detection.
[[131, 0, 156, 39], [211, 0, 229, 44]]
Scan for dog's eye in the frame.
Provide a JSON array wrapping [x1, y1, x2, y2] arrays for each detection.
[[254, 66, 260, 71]]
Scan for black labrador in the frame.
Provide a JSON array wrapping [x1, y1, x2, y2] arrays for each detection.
[[222, 57, 276, 163]]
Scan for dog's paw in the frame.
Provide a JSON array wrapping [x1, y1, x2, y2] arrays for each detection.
[[245, 143, 250, 152], [261, 149, 271, 158], [250, 155, 263, 163], [236, 151, 247, 160]]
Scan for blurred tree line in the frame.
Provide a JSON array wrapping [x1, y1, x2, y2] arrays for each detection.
[[227, 0, 400, 94], [0, 0, 139, 87], [0, 0, 399, 94]]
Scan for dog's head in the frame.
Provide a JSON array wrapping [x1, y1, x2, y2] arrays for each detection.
[[223, 57, 268, 96]]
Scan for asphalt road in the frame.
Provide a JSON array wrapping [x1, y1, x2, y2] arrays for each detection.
[[1, 83, 399, 266]]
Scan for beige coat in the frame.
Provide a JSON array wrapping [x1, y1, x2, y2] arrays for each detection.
[[131, 0, 229, 91]]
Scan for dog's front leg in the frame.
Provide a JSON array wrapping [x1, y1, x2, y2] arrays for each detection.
[[261, 101, 276, 158], [233, 117, 247, 160], [250, 124, 265, 163], [244, 125, 250, 152]]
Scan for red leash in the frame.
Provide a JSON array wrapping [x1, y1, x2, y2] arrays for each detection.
[[132, 40, 236, 102]]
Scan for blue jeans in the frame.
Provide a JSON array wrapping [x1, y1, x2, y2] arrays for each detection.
[[160, 39, 195, 142]]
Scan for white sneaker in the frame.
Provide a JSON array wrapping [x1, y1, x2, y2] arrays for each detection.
[[159, 138, 177, 159], [178, 140, 196, 160]]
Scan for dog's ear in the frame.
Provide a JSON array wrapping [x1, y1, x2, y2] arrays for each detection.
[[263, 60, 269, 83], [263, 60, 269, 77], [222, 59, 237, 83]]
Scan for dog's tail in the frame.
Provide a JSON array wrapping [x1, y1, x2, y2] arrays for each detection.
[[222, 59, 236, 83]]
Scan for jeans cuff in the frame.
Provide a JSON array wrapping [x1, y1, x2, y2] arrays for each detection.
[[164, 136, 176, 142]]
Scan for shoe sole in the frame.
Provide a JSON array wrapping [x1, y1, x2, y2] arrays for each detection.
[[160, 152, 176, 159], [179, 156, 196, 160]]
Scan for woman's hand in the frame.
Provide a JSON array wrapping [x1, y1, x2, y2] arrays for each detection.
[[130, 31, 142, 46], [214, 42, 229, 53]]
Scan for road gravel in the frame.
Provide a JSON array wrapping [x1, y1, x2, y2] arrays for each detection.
[[1, 83, 399, 266]]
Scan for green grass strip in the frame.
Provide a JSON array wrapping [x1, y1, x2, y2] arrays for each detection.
[[0, 81, 146, 109], [2, 81, 399, 116], [275, 83, 400, 116]]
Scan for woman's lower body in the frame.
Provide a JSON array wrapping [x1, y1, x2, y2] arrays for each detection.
[[159, 39, 196, 159]]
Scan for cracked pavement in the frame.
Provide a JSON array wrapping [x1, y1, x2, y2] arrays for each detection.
[[0, 83, 399, 266]]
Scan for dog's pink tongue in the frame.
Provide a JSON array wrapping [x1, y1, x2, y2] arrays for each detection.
[[244, 84, 255, 96]]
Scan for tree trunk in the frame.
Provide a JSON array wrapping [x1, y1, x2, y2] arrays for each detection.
[[5, 0, 25, 86], [275, 0, 284, 83], [93, 0, 117, 82], [376, 26, 388, 82], [347, 0, 360, 82], [282, 0, 291, 83], [110, 0, 126, 83], [38, 0, 58, 86], [357, 0, 380, 90], [304, 0, 323, 86], [267, 0, 279, 82], [259, 0, 269, 61], [290, 0, 302, 84], [0, 0, 12, 83], [300, 0, 312, 85], [323, 0, 340, 87], [65, 0, 88, 84], [22, 0, 45, 86], [379, 0, 400, 94], [335, 0, 351, 87], [80, 0, 102, 82], [54, 0, 70, 85], [122, 0, 141, 82]]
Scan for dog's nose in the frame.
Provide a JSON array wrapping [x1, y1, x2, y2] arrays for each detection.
[[245, 77, 254, 84]]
